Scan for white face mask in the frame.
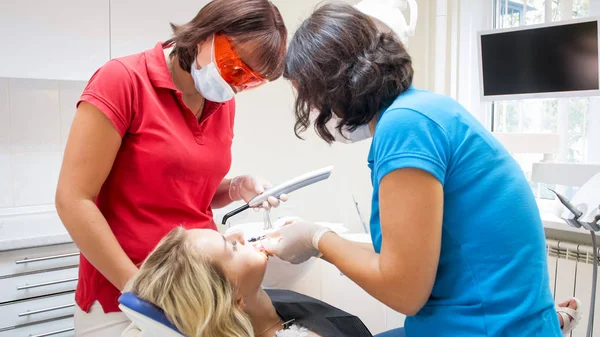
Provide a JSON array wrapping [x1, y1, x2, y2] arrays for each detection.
[[190, 35, 235, 103], [324, 114, 373, 144]]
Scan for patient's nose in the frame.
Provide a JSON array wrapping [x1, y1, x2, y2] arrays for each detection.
[[229, 231, 246, 245]]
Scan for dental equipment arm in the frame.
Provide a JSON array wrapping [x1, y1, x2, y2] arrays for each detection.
[[551, 172, 600, 232], [221, 166, 334, 225], [549, 172, 600, 337]]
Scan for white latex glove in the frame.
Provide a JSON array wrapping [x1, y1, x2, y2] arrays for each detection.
[[229, 175, 288, 209], [262, 219, 334, 264]]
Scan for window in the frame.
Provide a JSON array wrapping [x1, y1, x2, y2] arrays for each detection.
[[491, 0, 599, 200]]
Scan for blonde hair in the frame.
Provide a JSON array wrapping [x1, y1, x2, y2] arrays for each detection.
[[126, 227, 254, 337]]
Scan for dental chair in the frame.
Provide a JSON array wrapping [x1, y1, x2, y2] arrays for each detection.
[[118, 292, 185, 337]]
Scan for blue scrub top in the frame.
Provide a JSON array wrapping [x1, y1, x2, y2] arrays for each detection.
[[368, 87, 561, 337]]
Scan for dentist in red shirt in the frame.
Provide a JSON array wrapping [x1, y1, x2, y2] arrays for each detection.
[[55, 1, 288, 336]]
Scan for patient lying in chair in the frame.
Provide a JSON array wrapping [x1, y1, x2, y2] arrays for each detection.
[[121, 227, 583, 337], [123, 227, 372, 337]]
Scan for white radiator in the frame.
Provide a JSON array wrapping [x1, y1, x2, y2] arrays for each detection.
[[547, 239, 600, 337]]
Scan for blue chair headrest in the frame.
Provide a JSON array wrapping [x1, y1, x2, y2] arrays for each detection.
[[118, 292, 182, 334]]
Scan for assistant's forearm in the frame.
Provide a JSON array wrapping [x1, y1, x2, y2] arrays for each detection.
[[318, 232, 414, 314], [211, 178, 235, 209], [56, 198, 138, 291], [354, 241, 375, 251]]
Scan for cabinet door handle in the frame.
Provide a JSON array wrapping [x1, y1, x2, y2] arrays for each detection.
[[30, 327, 74, 337], [17, 277, 78, 290], [19, 303, 75, 317], [16, 252, 79, 264]]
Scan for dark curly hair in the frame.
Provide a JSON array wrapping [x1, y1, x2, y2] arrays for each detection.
[[284, 1, 413, 143]]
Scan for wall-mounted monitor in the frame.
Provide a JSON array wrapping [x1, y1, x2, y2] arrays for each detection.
[[478, 17, 600, 101]]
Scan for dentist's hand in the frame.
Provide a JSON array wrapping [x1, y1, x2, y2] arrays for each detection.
[[262, 219, 334, 264], [229, 175, 288, 209]]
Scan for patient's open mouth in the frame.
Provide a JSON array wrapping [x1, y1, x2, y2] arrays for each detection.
[[251, 241, 268, 256]]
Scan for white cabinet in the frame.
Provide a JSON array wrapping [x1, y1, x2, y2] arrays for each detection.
[[0, 316, 74, 337], [110, 0, 210, 59], [0, 243, 78, 337], [0, 242, 78, 277], [0, 292, 75, 330], [0, 0, 110, 81]]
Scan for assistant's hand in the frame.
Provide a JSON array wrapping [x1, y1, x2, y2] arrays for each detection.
[[229, 175, 288, 209], [262, 219, 334, 264]]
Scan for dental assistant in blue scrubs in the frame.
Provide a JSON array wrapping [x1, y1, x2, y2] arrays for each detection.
[[263, 3, 563, 337]]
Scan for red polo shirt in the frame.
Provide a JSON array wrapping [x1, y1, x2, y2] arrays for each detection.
[[75, 42, 234, 313]]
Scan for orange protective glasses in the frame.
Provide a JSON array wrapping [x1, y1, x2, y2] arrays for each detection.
[[213, 34, 266, 90]]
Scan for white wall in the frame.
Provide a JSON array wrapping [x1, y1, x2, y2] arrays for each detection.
[[406, 0, 434, 90], [418, 0, 494, 122], [0, 78, 86, 240], [0, 1, 110, 81], [0, 79, 85, 210]]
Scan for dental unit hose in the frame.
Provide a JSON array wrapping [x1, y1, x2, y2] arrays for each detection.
[[549, 188, 598, 337], [587, 231, 597, 337], [548, 188, 583, 219]]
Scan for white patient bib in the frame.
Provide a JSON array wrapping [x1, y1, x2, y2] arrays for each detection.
[[276, 324, 310, 337]]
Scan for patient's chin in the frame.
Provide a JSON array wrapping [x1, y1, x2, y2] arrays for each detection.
[[245, 252, 269, 286], [237, 265, 268, 299]]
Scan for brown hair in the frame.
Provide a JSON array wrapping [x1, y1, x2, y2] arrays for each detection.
[[284, 2, 413, 143], [164, 0, 288, 81]]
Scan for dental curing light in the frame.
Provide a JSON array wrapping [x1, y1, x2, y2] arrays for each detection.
[[221, 166, 334, 225]]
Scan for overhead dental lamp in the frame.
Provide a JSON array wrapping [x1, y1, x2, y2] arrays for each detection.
[[354, 0, 418, 46], [550, 172, 600, 337]]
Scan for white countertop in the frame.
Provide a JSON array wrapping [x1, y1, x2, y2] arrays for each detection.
[[0, 232, 73, 252], [0, 206, 73, 252]]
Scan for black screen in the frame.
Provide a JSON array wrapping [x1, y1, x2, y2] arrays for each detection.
[[481, 21, 599, 97]]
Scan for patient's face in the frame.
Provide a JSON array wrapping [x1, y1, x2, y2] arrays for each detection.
[[187, 229, 268, 297]]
